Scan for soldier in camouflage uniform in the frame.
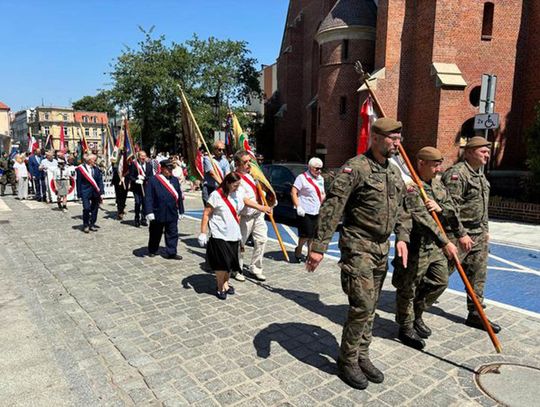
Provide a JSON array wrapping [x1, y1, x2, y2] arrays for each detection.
[[392, 147, 463, 350], [307, 117, 411, 390], [0, 152, 17, 196], [441, 136, 501, 333]]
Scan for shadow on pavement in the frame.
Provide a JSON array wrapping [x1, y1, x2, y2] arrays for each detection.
[[181, 273, 216, 296], [263, 250, 292, 262], [132, 246, 151, 258], [253, 322, 338, 374]]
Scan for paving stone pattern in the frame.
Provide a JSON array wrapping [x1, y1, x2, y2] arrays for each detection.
[[0, 193, 539, 406]]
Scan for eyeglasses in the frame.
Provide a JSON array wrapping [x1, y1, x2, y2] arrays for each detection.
[[312, 167, 322, 171], [216, 148, 225, 152]]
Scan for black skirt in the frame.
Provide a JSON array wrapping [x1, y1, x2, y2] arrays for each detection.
[[297, 213, 319, 238], [207, 237, 241, 273]]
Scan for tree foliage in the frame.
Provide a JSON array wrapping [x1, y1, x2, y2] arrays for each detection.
[[72, 90, 116, 117], [107, 28, 261, 152]]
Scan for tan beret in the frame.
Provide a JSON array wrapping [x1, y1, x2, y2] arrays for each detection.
[[465, 136, 491, 149], [372, 117, 402, 135], [416, 146, 443, 161]]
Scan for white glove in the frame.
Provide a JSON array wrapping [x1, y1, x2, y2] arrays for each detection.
[[146, 213, 155, 222], [296, 206, 306, 217], [198, 233, 208, 247], [178, 214, 184, 220], [136, 179, 143, 185], [273, 199, 278, 207], [137, 174, 145, 180]]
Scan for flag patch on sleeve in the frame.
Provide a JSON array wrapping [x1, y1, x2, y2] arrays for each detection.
[[451, 174, 459, 180], [342, 167, 353, 174]]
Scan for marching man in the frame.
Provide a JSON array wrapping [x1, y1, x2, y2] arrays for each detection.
[[144, 159, 185, 260], [129, 150, 153, 227], [76, 154, 105, 233]]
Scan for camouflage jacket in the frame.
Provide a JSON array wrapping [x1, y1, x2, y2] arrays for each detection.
[[441, 161, 489, 234], [311, 150, 411, 254], [404, 177, 466, 251]]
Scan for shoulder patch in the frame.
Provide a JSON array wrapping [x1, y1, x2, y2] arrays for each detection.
[[451, 174, 459, 180], [342, 167, 353, 174]]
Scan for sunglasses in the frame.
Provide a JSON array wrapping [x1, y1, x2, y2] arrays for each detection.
[[313, 167, 322, 171]]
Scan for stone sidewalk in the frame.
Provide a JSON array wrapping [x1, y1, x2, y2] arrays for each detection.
[[0, 193, 539, 406]]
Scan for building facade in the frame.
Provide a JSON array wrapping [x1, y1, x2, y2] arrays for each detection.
[[269, 0, 540, 169], [73, 111, 109, 151]]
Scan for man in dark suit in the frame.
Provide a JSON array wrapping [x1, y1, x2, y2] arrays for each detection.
[[144, 159, 185, 259], [76, 153, 105, 233], [128, 150, 153, 227], [111, 149, 129, 220], [27, 149, 47, 201]]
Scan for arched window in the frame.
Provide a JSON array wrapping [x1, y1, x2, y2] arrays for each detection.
[[481, 2, 494, 41]]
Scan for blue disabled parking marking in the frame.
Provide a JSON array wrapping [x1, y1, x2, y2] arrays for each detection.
[[185, 210, 540, 315]]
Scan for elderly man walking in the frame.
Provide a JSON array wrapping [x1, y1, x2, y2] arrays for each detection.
[[76, 154, 104, 233]]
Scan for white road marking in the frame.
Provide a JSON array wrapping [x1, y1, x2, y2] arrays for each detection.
[[0, 199, 12, 212], [488, 253, 540, 277], [281, 225, 299, 245], [21, 200, 48, 209]]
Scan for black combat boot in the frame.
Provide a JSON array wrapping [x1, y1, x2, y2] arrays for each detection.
[[465, 311, 501, 333], [414, 317, 432, 339], [358, 357, 384, 383], [337, 360, 368, 390], [398, 327, 426, 350]]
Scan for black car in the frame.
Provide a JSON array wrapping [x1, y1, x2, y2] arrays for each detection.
[[262, 163, 307, 226]]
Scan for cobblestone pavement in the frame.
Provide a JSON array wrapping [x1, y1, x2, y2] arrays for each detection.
[[0, 193, 539, 406]]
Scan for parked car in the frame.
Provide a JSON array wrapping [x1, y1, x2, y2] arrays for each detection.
[[261, 163, 307, 226]]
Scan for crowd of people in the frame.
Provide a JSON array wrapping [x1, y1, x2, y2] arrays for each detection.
[[0, 123, 500, 392]]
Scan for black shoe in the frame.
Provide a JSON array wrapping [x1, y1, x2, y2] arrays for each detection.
[[166, 254, 183, 260], [134, 220, 140, 227], [216, 290, 227, 300], [398, 327, 426, 350], [83, 226, 90, 234], [358, 357, 384, 383], [148, 252, 157, 257], [141, 220, 148, 227], [226, 285, 235, 295], [414, 317, 432, 339], [337, 360, 368, 390], [465, 312, 501, 333], [117, 212, 124, 220], [290, 256, 301, 264], [89, 226, 98, 232]]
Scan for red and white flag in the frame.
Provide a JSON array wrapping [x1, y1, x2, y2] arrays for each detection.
[[27, 133, 39, 153], [59, 125, 67, 153], [357, 94, 375, 155]]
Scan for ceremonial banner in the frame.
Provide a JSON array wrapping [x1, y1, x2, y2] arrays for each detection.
[[179, 87, 204, 180], [357, 94, 374, 155]]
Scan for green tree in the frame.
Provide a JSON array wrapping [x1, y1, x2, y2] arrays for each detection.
[[72, 90, 116, 117], [525, 102, 540, 202]]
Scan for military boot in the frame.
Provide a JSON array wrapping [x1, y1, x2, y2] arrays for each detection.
[[465, 311, 501, 333], [398, 327, 426, 350], [337, 360, 368, 390], [358, 357, 384, 383], [413, 317, 432, 339]]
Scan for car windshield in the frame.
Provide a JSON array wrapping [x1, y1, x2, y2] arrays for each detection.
[[285, 164, 307, 177]]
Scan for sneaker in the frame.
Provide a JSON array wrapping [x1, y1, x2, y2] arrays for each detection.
[[233, 272, 246, 282], [216, 290, 227, 300], [226, 285, 235, 295], [250, 270, 266, 281]]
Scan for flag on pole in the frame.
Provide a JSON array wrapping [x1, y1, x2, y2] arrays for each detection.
[[27, 133, 38, 153], [123, 119, 135, 159], [229, 113, 276, 206], [79, 124, 89, 153], [179, 88, 204, 180], [357, 94, 374, 155], [59, 125, 67, 153]]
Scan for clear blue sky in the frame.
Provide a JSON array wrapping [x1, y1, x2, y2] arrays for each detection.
[[0, 0, 289, 112]]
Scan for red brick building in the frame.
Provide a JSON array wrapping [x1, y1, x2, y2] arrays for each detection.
[[268, 0, 540, 169]]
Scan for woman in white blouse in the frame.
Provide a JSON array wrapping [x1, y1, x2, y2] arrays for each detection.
[[199, 172, 271, 300], [291, 157, 326, 263]]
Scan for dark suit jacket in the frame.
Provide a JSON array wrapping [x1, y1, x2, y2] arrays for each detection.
[[144, 175, 185, 223], [128, 160, 153, 193], [28, 154, 44, 178], [76, 165, 105, 199]]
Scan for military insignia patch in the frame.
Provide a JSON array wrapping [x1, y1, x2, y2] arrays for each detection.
[[342, 167, 352, 174], [451, 174, 459, 180], [407, 186, 416, 193]]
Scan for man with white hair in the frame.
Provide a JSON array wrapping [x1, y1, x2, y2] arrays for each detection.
[[291, 157, 326, 262], [76, 153, 104, 233]]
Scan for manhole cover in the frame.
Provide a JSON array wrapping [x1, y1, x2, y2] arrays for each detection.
[[475, 363, 540, 406]]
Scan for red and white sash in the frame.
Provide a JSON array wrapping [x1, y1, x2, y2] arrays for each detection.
[[135, 161, 146, 177], [77, 164, 100, 193], [217, 188, 240, 224], [156, 175, 179, 205], [213, 159, 224, 180], [302, 172, 323, 202], [239, 173, 260, 202]]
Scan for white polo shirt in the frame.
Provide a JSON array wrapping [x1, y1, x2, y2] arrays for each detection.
[[238, 172, 260, 217], [208, 189, 245, 241], [293, 172, 325, 215]]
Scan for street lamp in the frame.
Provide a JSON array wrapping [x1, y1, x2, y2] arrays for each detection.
[[211, 91, 220, 130]]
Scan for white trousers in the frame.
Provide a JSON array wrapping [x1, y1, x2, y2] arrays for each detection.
[[17, 177, 28, 200], [239, 212, 268, 274]]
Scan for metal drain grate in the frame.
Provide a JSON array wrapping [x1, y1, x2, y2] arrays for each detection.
[[475, 362, 540, 406]]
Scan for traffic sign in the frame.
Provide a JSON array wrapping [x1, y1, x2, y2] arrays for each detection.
[[474, 113, 499, 130]]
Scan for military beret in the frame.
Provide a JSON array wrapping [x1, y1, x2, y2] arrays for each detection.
[[416, 146, 443, 161], [465, 136, 491, 149], [372, 117, 402, 135], [160, 159, 174, 169]]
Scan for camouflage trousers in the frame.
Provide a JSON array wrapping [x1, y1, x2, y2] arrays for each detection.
[[392, 245, 449, 328], [0, 175, 17, 195], [338, 241, 389, 364], [450, 231, 489, 312]]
